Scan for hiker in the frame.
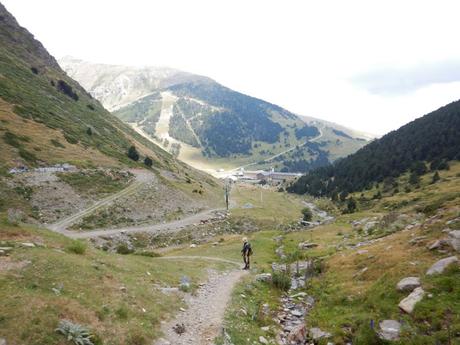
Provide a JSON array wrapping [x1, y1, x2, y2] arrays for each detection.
[[241, 237, 253, 270]]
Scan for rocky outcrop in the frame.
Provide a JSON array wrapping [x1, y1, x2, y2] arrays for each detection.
[[426, 256, 458, 275], [399, 287, 425, 314], [309, 327, 331, 340], [255, 273, 272, 283], [298, 242, 319, 250], [396, 277, 421, 292]]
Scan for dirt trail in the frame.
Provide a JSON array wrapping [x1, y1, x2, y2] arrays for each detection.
[[69, 208, 223, 239], [155, 267, 248, 345], [48, 169, 154, 233]]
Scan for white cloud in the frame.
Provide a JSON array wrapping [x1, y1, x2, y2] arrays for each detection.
[[3, 0, 460, 135]]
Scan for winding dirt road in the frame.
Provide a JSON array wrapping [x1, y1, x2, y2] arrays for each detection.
[[47, 169, 223, 239]]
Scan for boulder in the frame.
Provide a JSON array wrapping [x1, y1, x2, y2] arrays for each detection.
[[0, 338, 6, 345], [255, 273, 272, 282], [287, 324, 307, 343], [21, 242, 35, 248], [448, 231, 460, 252], [426, 256, 458, 275], [309, 327, 331, 340], [399, 287, 425, 313], [378, 320, 401, 341], [396, 277, 421, 292]]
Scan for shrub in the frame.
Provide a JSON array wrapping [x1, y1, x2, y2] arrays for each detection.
[[30, 67, 39, 74], [271, 271, 291, 291], [115, 305, 129, 319], [144, 156, 153, 167], [57, 80, 79, 101], [127, 145, 139, 161], [86, 127, 93, 136], [301, 207, 312, 221], [116, 243, 134, 255], [66, 240, 87, 255], [55, 319, 94, 345]]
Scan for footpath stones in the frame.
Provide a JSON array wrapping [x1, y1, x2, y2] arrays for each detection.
[[426, 256, 458, 275], [287, 324, 307, 343], [378, 320, 401, 341], [396, 277, 421, 292], [399, 287, 425, 314]]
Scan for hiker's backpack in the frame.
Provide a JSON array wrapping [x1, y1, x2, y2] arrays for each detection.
[[246, 243, 253, 255]]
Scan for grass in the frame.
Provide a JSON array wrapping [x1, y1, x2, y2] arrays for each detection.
[[0, 220, 234, 345], [57, 170, 132, 197]]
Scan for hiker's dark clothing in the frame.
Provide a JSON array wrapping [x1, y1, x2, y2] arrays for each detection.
[[241, 242, 252, 269]]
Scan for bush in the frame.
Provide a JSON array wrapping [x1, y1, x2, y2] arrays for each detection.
[[66, 240, 87, 255], [271, 271, 291, 291], [144, 156, 153, 167], [301, 207, 313, 221], [116, 243, 134, 255], [127, 145, 139, 161], [115, 305, 129, 320], [57, 80, 79, 101]]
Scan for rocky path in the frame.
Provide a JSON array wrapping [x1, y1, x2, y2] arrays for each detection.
[[155, 268, 248, 345]]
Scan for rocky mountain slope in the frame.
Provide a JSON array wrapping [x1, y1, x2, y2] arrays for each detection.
[[0, 3, 223, 225], [288, 99, 460, 197], [59, 57, 373, 173]]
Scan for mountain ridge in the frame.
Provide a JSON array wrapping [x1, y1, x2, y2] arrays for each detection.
[[60, 57, 373, 173]]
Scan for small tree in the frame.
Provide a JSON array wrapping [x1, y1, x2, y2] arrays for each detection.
[[346, 197, 357, 213], [144, 156, 153, 167], [431, 171, 440, 184], [301, 207, 313, 221], [127, 145, 139, 161], [86, 127, 92, 136]]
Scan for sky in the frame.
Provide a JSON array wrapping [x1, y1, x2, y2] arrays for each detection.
[[4, 0, 460, 135]]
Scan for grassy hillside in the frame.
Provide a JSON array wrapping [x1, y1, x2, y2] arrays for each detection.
[[0, 2, 178, 170]]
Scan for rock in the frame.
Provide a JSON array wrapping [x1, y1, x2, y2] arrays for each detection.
[[378, 320, 401, 341], [291, 309, 303, 317], [259, 336, 269, 344], [0, 338, 7, 345], [409, 236, 427, 245], [363, 221, 379, 233], [0, 247, 13, 256], [396, 277, 421, 292], [21, 242, 35, 248], [298, 242, 319, 250], [399, 287, 425, 313], [255, 273, 272, 282], [426, 256, 458, 275], [287, 324, 307, 343], [357, 249, 369, 255], [120, 286, 127, 293], [427, 239, 449, 250], [448, 231, 460, 252], [189, 244, 197, 248], [309, 327, 331, 340], [261, 326, 270, 332]]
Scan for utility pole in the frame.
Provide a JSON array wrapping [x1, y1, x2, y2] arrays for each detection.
[[224, 180, 230, 211]]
